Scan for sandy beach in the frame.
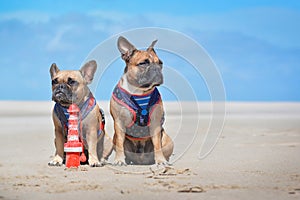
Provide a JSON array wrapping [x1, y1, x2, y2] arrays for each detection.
[[0, 101, 299, 200]]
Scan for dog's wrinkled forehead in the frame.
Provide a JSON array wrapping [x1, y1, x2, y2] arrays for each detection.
[[129, 50, 161, 65], [53, 71, 83, 82]]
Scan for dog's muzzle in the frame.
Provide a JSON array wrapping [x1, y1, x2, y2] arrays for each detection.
[[138, 64, 163, 88], [52, 84, 73, 104]]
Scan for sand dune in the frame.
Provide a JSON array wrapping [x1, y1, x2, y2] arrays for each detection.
[[0, 101, 299, 200]]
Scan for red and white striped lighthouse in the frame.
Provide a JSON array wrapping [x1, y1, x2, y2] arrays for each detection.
[[64, 104, 84, 168]]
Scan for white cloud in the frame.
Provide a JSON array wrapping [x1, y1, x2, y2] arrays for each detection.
[[143, 7, 300, 48], [46, 25, 74, 52], [2, 7, 299, 48], [0, 11, 53, 23]]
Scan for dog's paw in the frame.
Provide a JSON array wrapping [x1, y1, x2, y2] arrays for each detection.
[[88, 155, 104, 167], [100, 158, 109, 165], [113, 159, 127, 166], [155, 157, 169, 166], [89, 162, 104, 167], [88, 158, 103, 167], [157, 161, 171, 166], [48, 155, 63, 167]]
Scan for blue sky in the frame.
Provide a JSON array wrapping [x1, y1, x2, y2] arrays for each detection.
[[0, 0, 299, 101]]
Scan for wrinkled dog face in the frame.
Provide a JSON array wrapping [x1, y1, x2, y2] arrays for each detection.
[[50, 60, 97, 107], [50, 68, 83, 106], [118, 36, 163, 90]]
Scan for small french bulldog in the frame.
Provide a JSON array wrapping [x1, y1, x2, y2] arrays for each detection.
[[49, 60, 113, 167], [110, 36, 174, 165]]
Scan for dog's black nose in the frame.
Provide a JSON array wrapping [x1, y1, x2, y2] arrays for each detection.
[[58, 83, 67, 90]]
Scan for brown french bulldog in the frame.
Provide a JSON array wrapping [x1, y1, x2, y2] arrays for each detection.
[[48, 60, 113, 167], [110, 36, 174, 165]]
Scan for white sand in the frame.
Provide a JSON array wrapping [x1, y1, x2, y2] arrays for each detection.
[[0, 101, 299, 200]]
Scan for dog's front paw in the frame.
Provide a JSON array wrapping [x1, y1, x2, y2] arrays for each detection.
[[48, 155, 63, 166], [155, 157, 169, 166], [89, 158, 104, 167], [113, 158, 127, 166], [100, 158, 109, 165], [89, 162, 103, 167]]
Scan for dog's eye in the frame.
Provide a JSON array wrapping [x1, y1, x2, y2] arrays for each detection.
[[52, 78, 58, 85], [137, 59, 150, 66], [68, 78, 77, 86]]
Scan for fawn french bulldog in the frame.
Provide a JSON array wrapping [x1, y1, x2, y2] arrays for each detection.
[[110, 36, 174, 165], [49, 60, 113, 167]]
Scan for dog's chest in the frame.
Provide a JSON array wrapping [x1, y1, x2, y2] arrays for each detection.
[[112, 84, 162, 138]]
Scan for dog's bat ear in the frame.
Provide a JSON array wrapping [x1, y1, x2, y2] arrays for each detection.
[[50, 63, 60, 79], [80, 60, 97, 84], [147, 39, 158, 52], [117, 36, 136, 62]]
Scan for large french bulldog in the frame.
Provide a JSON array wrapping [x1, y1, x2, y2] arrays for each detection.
[[110, 36, 174, 165]]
